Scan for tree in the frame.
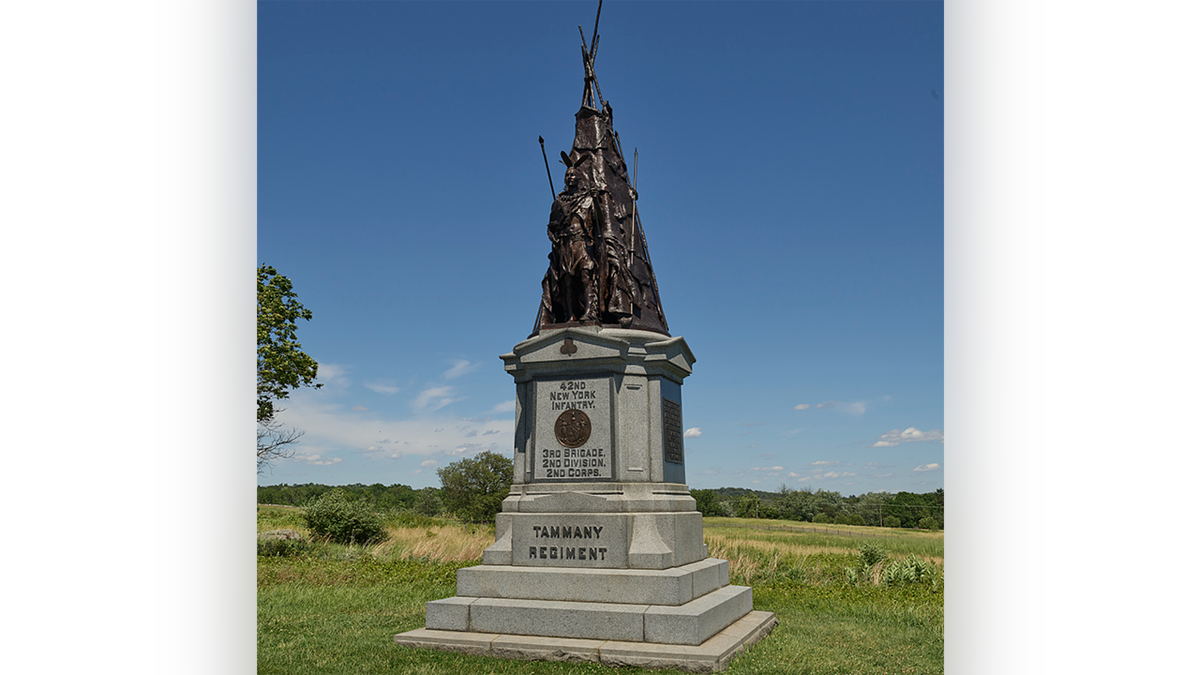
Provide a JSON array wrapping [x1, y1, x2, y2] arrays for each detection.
[[780, 489, 818, 522], [736, 495, 761, 518], [415, 487, 443, 516], [690, 489, 721, 517], [257, 418, 304, 472], [257, 264, 321, 471], [436, 451, 514, 523]]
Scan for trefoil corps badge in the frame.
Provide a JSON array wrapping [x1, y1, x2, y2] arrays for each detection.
[[554, 409, 592, 448]]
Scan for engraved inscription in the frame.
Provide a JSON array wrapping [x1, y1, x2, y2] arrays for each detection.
[[663, 397, 683, 464], [548, 380, 598, 411], [539, 447, 607, 479], [535, 377, 613, 480], [554, 409, 592, 447], [523, 522, 610, 565]]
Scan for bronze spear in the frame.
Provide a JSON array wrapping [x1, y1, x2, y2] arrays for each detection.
[[538, 136, 555, 199]]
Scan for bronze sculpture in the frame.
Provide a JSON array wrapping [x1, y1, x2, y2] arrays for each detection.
[[534, 10, 669, 336]]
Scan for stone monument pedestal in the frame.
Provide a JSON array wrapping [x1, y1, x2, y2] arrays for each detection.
[[394, 328, 776, 671]]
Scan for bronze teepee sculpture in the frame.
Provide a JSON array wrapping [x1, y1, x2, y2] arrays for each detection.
[[535, 6, 668, 336]]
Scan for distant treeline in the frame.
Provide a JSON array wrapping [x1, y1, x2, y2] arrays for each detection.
[[258, 483, 432, 512], [258, 483, 943, 529], [693, 487, 944, 529]]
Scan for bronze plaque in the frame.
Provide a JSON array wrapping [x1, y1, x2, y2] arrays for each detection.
[[662, 398, 683, 464], [554, 409, 592, 448]]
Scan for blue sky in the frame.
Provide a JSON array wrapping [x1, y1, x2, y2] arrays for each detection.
[[258, 1, 944, 493]]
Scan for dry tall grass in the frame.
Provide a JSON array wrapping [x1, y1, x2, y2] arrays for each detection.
[[370, 524, 494, 563], [705, 530, 944, 566], [706, 532, 855, 559]]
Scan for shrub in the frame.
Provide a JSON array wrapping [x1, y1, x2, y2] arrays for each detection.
[[858, 542, 888, 567], [918, 516, 941, 531], [883, 515, 902, 528], [834, 513, 866, 526], [812, 513, 832, 524], [303, 489, 388, 544]]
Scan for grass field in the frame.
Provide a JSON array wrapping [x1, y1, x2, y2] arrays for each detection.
[[258, 506, 943, 674]]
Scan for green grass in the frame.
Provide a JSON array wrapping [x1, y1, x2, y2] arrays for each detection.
[[258, 512, 943, 674]]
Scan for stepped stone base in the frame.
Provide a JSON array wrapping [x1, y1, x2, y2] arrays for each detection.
[[457, 557, 728, 606], [395, 610, 777, 673], [394, 328, 775, 671], [425, 583, 752, 645]]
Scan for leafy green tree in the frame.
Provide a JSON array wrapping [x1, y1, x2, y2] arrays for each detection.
[[436, 451, 513, 523], [257, 264, 321, 471], [853, 492, 896, 527], [887, 491, 942, 528], [690, 489, 721, 517], [834, 513, 866, 526], [736, 495, 761, 518], [415, 487, 443, 516], [813, 490, 844, 520], [780, 489, 817, 522]]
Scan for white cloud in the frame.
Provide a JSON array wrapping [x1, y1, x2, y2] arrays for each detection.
[[365, 380, 399, 395], [317, 363, 348, 380], [786, 466, 856, 481], [872, 427, 944, 447], [798, 400, 866, 415], [420, 459, 439, 468], [413, 386, 464, 411], [684, 427, 702, 438], [490, 399, 516, 414], [273, 391, 512, 459], [352, 404, 369, 411], [914, 463, 942, 472], [750, 466, 784, 472], [443, 359, 480, 379], [293, 453, 342, 467]]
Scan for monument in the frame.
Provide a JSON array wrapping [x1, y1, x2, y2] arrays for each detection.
[[394, 4, 776, 671]]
